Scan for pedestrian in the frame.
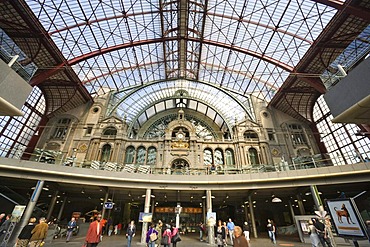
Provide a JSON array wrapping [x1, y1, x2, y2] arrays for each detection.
[[0, 213, 6, 226], [171, 224, 181, 247], [66, 217, 77, 242], [117, 222, 122, 235], [29, 217, 48, 247], [198, 221, 205, 241], [162, 224, 172, 247], [16, 217, 36, 247], [308, 219, 320, 247], [215, 220, 226, 247], [223, 221, 229, 245], [146, 223, 158, 247], [155, 220, 163, 246], [243, 222, 250, 243], [312, 218, 331, 247], [267, 219, 276, 244], [0, 214, 11, 242], [233, 226, 249, 247], [227, 218, 235, 245], [126, 220, 136, 247], [84, 214, 103, 247]]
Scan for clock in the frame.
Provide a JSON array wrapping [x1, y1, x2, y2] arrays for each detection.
[[177, 133, 184, 140]]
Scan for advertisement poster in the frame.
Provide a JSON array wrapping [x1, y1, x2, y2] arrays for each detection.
[[207, 212, 216, 226], [326, 198, 367, 239], [139, 212, 153, 223], [11, 205, 26, 222]]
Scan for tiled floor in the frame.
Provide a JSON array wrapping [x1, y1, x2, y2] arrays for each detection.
[[44, 231, 370, 247]]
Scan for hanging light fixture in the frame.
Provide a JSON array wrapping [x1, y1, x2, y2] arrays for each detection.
[[272, 197, 282, 203]]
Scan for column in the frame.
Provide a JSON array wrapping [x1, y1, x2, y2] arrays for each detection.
[[310, 185, 324, 212], [8, 181, 45, 246], [296, 194, 306, 215], [123, 202, 132, 226], [57, 196, 67, 221], [46, 190, 59, 221], [101, 191, 109, 219], [141, 189, 151, 244], [206, 190, 215, 245], [288, 200, 296, 224], [248, 194, 258, 238]]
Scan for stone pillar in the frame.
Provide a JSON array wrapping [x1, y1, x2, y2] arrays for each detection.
[[248, 194, 258, 238], [206, 190, 215, 245], [8, 181, 45, 246], [296, 194, 306, 215], [46, 190, 59, 221], [57, 196, 67, 221], [289, 200, 296, 224], [141, 189, 151, 244]]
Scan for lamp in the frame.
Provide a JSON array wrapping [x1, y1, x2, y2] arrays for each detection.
[[272, 197, 282, 203]]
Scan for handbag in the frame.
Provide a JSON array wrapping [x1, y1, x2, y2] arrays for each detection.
[[150, 232, 158, 241], [161, 235, 168, 245], [171, 233, 181, 243]]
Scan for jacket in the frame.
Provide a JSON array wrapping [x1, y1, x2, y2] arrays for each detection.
[[85, 220, 103, 243], [30, 222, 48, 241]]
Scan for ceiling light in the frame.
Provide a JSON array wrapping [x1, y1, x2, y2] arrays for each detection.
[[272, 197, 282, 203], [81, 188, 85, 194]]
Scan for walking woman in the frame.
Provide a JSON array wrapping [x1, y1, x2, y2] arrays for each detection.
[[308, 219, 320, 247], [215, 220, 226, 247]]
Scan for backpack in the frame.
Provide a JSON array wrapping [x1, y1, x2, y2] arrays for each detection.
[[161, 234, 168, 245]]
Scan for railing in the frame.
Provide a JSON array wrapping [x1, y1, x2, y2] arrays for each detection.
[[1, 146, 352, 176], [0, 44, 37, 82]]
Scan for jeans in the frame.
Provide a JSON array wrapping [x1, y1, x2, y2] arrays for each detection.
[[66, 230, 73, 241], [200, 230, 203, 241], [127, 235, 133, 247], [148, 241, 156, 247], [268, 231, 276, 244], [228, 230, 234, 245]]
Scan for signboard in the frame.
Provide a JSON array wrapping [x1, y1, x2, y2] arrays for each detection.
[[11, 205, 26, 222], [207, 212, 216, 226], [104, 202, 114, 209], [139, 212, 153, 223], [325, 198, 368, 239]]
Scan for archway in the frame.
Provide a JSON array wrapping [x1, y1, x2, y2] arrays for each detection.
[[171, 158, 190, 174]]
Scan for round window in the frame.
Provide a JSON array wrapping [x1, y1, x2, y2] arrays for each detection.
[[92, 107, 99, 113]]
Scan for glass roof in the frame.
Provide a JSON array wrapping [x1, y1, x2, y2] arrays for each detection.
[[25, 0, 337, 123], [108, 79, 254, 132]]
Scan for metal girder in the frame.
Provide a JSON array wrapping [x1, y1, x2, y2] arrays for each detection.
[[29, 37, 294, 86], [310, 0, 370, 21]]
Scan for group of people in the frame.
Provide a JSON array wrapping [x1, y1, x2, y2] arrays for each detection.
[[307, 218, 332, 247], [198, 218, 250, 247], [16, 217, 48, 247], [0, 213, 50, 247], [145, 220, 182, 247]]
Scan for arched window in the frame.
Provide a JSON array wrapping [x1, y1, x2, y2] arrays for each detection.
[[147, 147, 157, 166], [136, 146, 146, 165], [103, 127, 117, 136], [214, 149, 224, 165], [203, 148, 213, 166], [124, 146, 135, 164], [244, 130, 259, 140], [100, 144, 111, 162], [225, 149, 235, 167], [249, 148, 259, 165]]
